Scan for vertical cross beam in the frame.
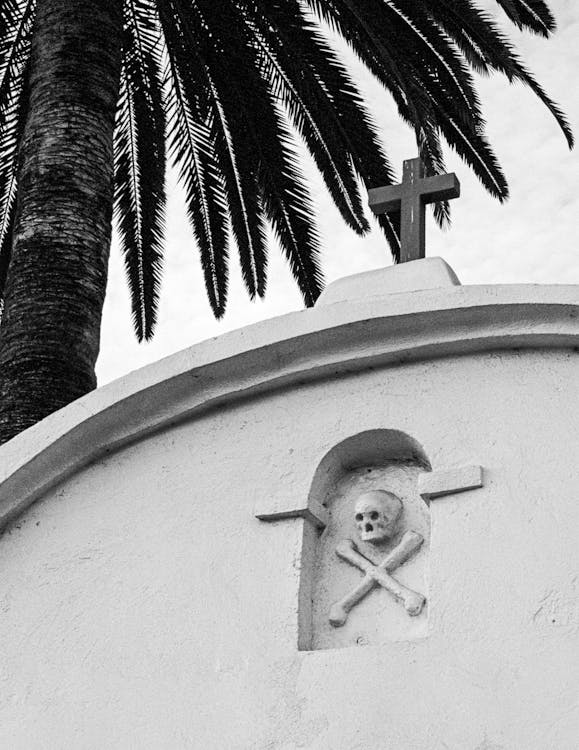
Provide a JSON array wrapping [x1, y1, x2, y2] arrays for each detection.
[[368, 158, 461, 263]]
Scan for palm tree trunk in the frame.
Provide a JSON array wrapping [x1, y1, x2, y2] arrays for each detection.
[[0, 0, 123, 444]]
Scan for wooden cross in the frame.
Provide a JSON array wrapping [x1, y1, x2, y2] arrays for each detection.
[[368, 158, 460, 263]]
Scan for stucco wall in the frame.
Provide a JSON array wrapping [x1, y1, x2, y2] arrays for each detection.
[[0, 274, 578, 749]]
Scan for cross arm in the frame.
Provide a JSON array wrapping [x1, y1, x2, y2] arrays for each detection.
[[368, 184, 403, 215], [255, 495, 328, 530], [420, 173, 460, 204]]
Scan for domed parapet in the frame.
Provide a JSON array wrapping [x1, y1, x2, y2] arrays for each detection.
[[316, 256, 460, 304], [0, 269, 577, 532]]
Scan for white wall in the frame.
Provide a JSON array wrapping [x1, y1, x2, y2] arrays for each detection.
[[0, 276, 578, 749]]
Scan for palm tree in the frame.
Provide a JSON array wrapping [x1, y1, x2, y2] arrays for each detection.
[[0, 0, 572, 444]]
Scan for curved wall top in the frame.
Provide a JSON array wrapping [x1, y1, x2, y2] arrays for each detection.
[[0, 259, 577, 532]]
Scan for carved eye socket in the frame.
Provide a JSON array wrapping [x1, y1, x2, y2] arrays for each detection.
[[370, 511, 379, 521], [355, 513, 363, 522]]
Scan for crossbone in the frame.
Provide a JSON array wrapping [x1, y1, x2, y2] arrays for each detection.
[[329, 531, 425, 627]]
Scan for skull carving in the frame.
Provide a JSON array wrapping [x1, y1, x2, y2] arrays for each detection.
[[354, 490, 402, 545]]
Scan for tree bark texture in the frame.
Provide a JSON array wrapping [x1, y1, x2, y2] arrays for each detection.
[[0, 0, 123, 444]]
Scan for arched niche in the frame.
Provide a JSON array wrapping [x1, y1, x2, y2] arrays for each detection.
[[303, 429, 432, 651], [308, 429, 431, 509]]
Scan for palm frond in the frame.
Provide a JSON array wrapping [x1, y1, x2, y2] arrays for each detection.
[[163, 46, 230, 316], [303, 0, 499, 232], [1, 0, 570, 334], [438, 110, 509, 201], [257, 120, 324, 307], [0, 0, 34, 174], [427, 0, 573, 148], [0, 192, 15, 317], [0, 0, 34, 109], [0, 82, 22, 304], [242, 0, 370, 236], [0, 3, 32, 312], [381, 0, 483, 121], [169, 0, 326, 301], [306, 0, 479, 119], [164, 0, 269, 300], [263, 3, 406, 248], [495, 0, 556, 36], [114, 0, 166, 341], [305, 0, 571, 207]]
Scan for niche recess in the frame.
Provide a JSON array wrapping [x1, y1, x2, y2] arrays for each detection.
[[302, 429, 432, 651]]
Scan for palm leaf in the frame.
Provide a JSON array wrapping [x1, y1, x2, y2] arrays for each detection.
[[427, 0, 573, 148], [0, 192, 15, 316], [495, 0, 556, 36], [165, 0, 269, 299], [180, 0, 325, 302], [304, 1, 491, 185], [158, 2, 230, 317], [243, 0, 370, 236], [114, 0, 166, 341], [0, 0, 573, 334], [164, 52, 230, 317], [0, 3, 32, 311], [0, 0, 34, 109], [257, 121, 324, 307], [306, 0, 571, 203]]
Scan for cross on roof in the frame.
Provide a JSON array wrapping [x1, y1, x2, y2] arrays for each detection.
[[368, 157, 460, 263]]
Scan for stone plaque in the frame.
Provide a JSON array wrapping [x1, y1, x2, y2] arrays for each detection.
[[311, 462, 430, 650]]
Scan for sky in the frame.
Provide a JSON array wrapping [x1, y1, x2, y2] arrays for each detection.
[[97, 0, 579, 385]]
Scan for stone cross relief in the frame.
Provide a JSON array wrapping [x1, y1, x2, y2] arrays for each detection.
[[329, 490, 425, 627]]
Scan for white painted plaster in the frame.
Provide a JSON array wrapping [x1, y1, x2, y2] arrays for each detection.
[[0, 271, 578, 748], [418, 464, 483, 501], [316, 255, 460, 305]]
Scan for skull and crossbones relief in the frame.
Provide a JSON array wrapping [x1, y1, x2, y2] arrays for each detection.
[[329, 489, 426, 627]]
